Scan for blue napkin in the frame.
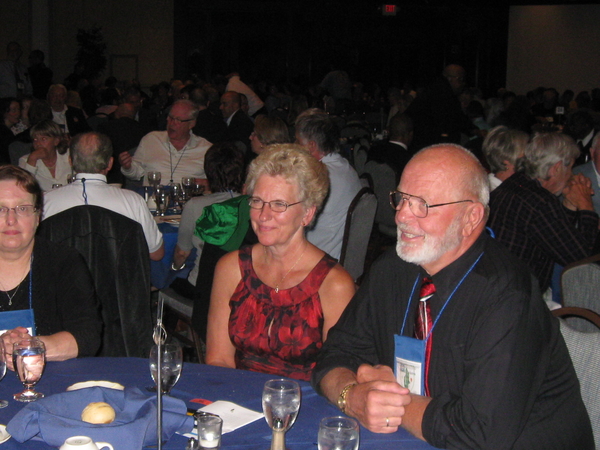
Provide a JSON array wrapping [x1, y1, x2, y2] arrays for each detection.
[[7, 386, 194, 449]]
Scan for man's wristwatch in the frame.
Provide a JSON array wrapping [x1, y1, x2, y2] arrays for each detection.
[[171, 262, 186, 271], [337, 383, 356, 414]]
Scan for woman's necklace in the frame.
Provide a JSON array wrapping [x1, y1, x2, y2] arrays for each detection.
[[0, 274, 26, 306], [269, 243, 308, 293]]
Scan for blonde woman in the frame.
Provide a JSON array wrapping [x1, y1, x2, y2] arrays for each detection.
[[206, 144, 355, 380], [19, 120, 71, 191]]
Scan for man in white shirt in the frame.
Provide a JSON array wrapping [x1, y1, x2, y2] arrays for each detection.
[[44, 131, 164, 261], [119, 99, 211, 185], [295, 108, 362, 260]]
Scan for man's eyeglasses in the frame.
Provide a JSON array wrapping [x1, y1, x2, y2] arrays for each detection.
[[0, 205, 38, 217], [248, 197, 302, 213], [389, 191, 473, 218], [167, 115, 194, 124]]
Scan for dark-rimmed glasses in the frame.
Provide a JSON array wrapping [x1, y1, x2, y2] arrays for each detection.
[[167, 115, 194, 124], [248, 197, 302, 213], [0, 205, 38, 217], [389, 191, 473, 218]]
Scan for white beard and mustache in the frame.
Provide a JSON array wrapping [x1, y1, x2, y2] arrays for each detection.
[[396, 214, 463, 266]]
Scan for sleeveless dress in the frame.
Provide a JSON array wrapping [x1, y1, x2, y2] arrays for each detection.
[[228, 245, 337, 381]]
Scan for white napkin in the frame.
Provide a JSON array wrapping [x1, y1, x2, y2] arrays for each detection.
[[183, 400, 264, 437]]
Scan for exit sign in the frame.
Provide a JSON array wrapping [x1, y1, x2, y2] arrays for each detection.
[[382, 4, 397, 16]]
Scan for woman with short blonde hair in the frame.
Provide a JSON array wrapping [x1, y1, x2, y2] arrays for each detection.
[[206, 144, 355, 380]]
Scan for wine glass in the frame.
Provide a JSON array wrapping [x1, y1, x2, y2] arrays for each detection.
[[262, 379, 301, 450], [181, 176, 194, 196], [169, 183, 182, 210], [155, 191, 169, 217], [149, 342, 183, 394], [13, 337, 46, 402], [318, 417, 359, 450], [147, 171, 162, 189], [0, 340, 8, 408]]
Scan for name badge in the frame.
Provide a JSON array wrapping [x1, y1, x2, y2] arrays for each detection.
[[0, 309, 36, 336], [394, 334, 426, 395]]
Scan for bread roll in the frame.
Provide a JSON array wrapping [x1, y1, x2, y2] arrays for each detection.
[[81, 401, 116, 424]]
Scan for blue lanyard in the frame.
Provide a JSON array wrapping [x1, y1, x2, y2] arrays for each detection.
[[28, 255, 33, 309], [400, 252, 484, 339]]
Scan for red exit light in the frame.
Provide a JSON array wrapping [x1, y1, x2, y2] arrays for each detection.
[[382, 4, 397, 16]]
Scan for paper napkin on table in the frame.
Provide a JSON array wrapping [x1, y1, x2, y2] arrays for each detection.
[[184, 400, 263, 437]]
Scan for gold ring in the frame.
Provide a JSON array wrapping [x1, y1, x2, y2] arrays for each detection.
[[386, 417, 390, 427]]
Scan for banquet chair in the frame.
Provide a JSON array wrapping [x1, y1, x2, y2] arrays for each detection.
[[561, 253, 600, 332], [339, 187, 377, 283], [359, 172, 373, 190], [363, 160, 398, 238], [352, 142, 369, 176], [37, 205, 153, 358], [552, 307, 600, 448], [158, 288, 204, 363]]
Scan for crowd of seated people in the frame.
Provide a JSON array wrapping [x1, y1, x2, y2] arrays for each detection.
[[2, 47, 600, 448]]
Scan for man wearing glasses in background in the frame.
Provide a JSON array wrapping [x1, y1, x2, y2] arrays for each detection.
[[312, 144, 592, 449], [119, 99, 212, 185]]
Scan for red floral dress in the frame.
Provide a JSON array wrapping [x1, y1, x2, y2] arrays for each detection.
[[228, 246, 337, 381]]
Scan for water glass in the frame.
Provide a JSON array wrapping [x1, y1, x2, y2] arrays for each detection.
[[318, 416, 359, 450], [195, 413, 223, 449], [0, 340, 8, 408], [148, 171, 162, 188], [262, 379, 301, 450], [149, 342, 183, 394], [13, 337, 46, 402]]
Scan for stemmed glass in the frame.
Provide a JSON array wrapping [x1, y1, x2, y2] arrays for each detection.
[[0, 340, 8, 408], [149, 342, 183, 395], [262, 379, 301, 450], [318, 417, 360, 450], [155, 191, 169, 217], [181, 176, 194, 197], [169, 183, 182, 211], [13, 337, 46, 402], [148, 171, 162, 189]]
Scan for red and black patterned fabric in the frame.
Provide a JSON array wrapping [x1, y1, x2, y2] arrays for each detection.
[[229, 245, 337, 381]]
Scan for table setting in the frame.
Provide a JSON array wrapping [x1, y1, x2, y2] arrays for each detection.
[[0, 352, 437, 450], [0, 264, 436, 450]]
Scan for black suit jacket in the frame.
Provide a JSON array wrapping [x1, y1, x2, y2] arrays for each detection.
[[37, 205, 153, 358], [367, 141, 413, 183], [98, 117, 149, 183], [65, 105, 92, 137], [193, 108, 227, 144], [223, 109, 254, 153]]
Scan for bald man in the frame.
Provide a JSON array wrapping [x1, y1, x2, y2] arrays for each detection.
[[313, 144, 592, 449]]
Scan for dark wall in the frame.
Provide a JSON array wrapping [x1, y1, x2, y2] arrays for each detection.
[[174, 0, 509, 95]]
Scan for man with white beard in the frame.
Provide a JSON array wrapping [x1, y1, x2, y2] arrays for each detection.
[[312, 144, 593, 449]]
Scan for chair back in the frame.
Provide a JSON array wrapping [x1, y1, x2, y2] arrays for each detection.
[[37, 205, 153, 357], [339, 187, 377, 282], [363, 160, 397, 238], [353, 143, 369, 176], [561, 253, 600, 332], [555, 315, 600, 448]]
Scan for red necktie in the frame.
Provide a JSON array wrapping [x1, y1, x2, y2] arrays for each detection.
[[415, 277, 435, 396]]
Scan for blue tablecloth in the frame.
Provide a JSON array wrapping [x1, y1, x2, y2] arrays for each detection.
[[0, 358, 437, 450]]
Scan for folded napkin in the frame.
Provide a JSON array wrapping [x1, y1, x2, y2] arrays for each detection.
[[7, 386, 194, 449]]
